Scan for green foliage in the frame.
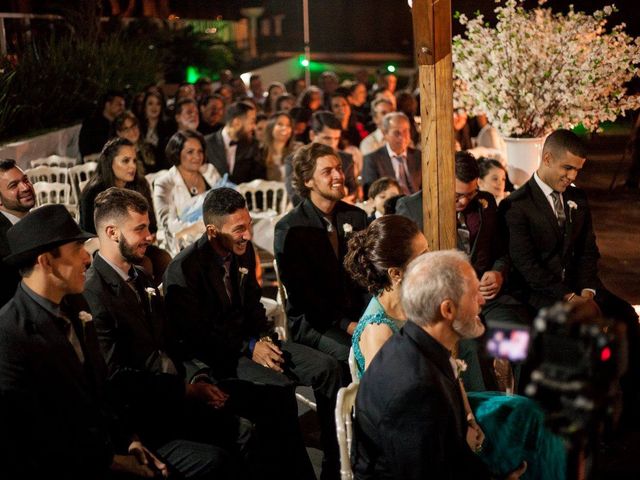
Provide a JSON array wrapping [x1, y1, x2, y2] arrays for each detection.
[[2, 33, 160, 141]]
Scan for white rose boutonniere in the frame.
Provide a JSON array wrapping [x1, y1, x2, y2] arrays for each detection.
[[342, 223, 353, 235], [239, 267, 249, 286], [478, 198, 488, 209], [78, 311, 93, 324], [567, 200, 578, 222]]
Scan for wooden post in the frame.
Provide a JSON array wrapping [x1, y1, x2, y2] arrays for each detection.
[[411, 0, 456, 250]]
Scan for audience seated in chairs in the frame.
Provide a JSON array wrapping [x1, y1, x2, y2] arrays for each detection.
[[163, 187, 344, 480], [83, 187, 248, 479], [352, 250, 530, 480], [79, 137, 171, 285]]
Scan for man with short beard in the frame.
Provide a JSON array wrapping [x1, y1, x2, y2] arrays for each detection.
[[204, 101, 265, 184], [353, 250, 525, 480], [275, 143, 369, 363], [0, 159, 36, 306]]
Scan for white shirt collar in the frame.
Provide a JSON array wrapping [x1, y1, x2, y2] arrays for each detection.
[[221, 127, 233, 148], [0, 210, 23, 225], [386, 143, 406, 160], [533, 171, 555, 197], [98, 252, 132, 282]]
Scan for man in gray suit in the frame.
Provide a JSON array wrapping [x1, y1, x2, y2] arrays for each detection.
[[362, 112, 421, 196]]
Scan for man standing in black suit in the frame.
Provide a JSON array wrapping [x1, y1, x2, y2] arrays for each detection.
[[79, 90, 125, 159], [164, 187, 343, 480], [204, 101, 265, 184], [362, 111, 421, 196], [0, 159, 35, 307], [0, 205, 169, 479], [353, 250, 526, 479], [284, 110, 357, 205], [84, 187, 244, 479], [275, 143, 369, 363]]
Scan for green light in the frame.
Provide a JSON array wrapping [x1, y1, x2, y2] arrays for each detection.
[[186, 66, 199, 83], [299, 55, 310, 68], [386, 64, 396, 73]]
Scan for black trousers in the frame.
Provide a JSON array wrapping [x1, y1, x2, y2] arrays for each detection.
[[232, 339, 345, 480]]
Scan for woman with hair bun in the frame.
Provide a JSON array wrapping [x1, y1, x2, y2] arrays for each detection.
[[344, 215, 428, 377]]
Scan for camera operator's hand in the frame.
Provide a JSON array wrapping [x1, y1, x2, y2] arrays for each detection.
[[504, 461, 527, 480], [479, 271, 503, 300], [565, 292, 601, 319]]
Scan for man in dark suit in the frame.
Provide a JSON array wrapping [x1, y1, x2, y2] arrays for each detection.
[[84, 187, 245, 478], [0, 159, 35, 307], [204, 101, 265, 184], [79, 90, 125, 159], [0, 205, 169, 479], [164, 187, 343, 480], [284, 110, 357, 205], [275, 143, 369, 363], [362, 112, 421, 196], [501, 129, 640, 415], [397, 152, 530, 391], [353, 250, 525, 479]]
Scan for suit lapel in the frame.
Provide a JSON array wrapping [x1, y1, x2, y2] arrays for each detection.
[[209, 132, 229, 177], [378, 149, 396, 178]]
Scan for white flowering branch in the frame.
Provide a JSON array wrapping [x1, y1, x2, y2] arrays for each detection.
[[452, 0, 640, 138]]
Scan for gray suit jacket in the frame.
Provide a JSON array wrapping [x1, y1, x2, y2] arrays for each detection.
[[362, 145, 421, 196]]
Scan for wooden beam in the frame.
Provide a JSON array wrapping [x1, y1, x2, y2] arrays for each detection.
[[411, 0, 456, 250]]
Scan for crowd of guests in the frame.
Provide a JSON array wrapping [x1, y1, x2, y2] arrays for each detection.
[[0, 67, 638, 479]]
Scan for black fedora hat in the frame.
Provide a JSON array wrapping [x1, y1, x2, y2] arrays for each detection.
[[4, 204, 95, 266]]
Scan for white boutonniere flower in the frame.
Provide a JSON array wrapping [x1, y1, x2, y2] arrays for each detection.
[[455, 359, 468, 379], [342, 223, 353, 234], [567, 200, 578, 222], [78, 311, 93, 324], [239, 267, 249, 285], [144, 287, 157, 312], [478, 198, 488, 209]]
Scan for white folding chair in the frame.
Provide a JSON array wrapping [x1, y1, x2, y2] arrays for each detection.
[[272, 258, 290, 342], [25, 166, 70, 185], [335, 382, 359, 480], [83, 153, 101, 163], [69, 162, 98, 203], [33, 182, 72, 206], [236, 179, 288, 218], [30, 155, 77, 169]]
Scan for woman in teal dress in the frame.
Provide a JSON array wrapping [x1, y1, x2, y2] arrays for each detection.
[[344, 215, 566, 480]]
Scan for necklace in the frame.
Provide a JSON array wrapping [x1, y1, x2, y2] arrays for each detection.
[[189, 186, 198, 195]]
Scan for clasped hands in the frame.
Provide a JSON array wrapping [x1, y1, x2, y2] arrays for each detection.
[[252, 337, 285, 372], [186, 382, 229, 409], [111, 439, 169, 478], [479, 271, 503, 300]]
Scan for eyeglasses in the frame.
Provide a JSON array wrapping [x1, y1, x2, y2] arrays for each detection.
[[455, 188, 479, 201]]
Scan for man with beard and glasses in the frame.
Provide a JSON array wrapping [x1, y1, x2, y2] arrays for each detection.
[[275, 143, 369, 364], [204, 101, 265, 184], [353, 250, 527, 480], [83, 187, 249, 479], [0, 159, 36, 307], [164, 187, 344, 480]]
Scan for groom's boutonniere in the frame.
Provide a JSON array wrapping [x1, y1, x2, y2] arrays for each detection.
[[78, 311, 93, 336], [567, 200, 578, 222], [478, 198, 488, 209], [342, 223, 353, 235]]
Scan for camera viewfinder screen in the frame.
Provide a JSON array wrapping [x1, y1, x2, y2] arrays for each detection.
[[486, 324, 531, 362]]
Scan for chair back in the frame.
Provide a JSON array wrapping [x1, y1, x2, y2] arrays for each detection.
[[237, 179, 288, 217], [69, 162, 98, 202], [30, 155, 77, 169], [145, 169, 168, 190], [272, 258, 290, 341], [26, 166, 70, 185], [335, 382, 359, 480], [83, 153, 101, 163], [33, 181, 72, 206], [348, 347, 359, 384]]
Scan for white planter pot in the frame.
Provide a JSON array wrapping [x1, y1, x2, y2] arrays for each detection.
[[503, 136, 545, 187]]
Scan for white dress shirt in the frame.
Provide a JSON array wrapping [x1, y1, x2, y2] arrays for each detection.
[[221, 127, 237, 174]]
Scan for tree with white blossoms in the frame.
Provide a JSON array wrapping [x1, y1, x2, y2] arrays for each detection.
[[452, 0, 640, 138]]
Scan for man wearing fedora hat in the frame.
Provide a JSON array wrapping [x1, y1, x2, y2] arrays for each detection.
[[0, 204, 170, 478]]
